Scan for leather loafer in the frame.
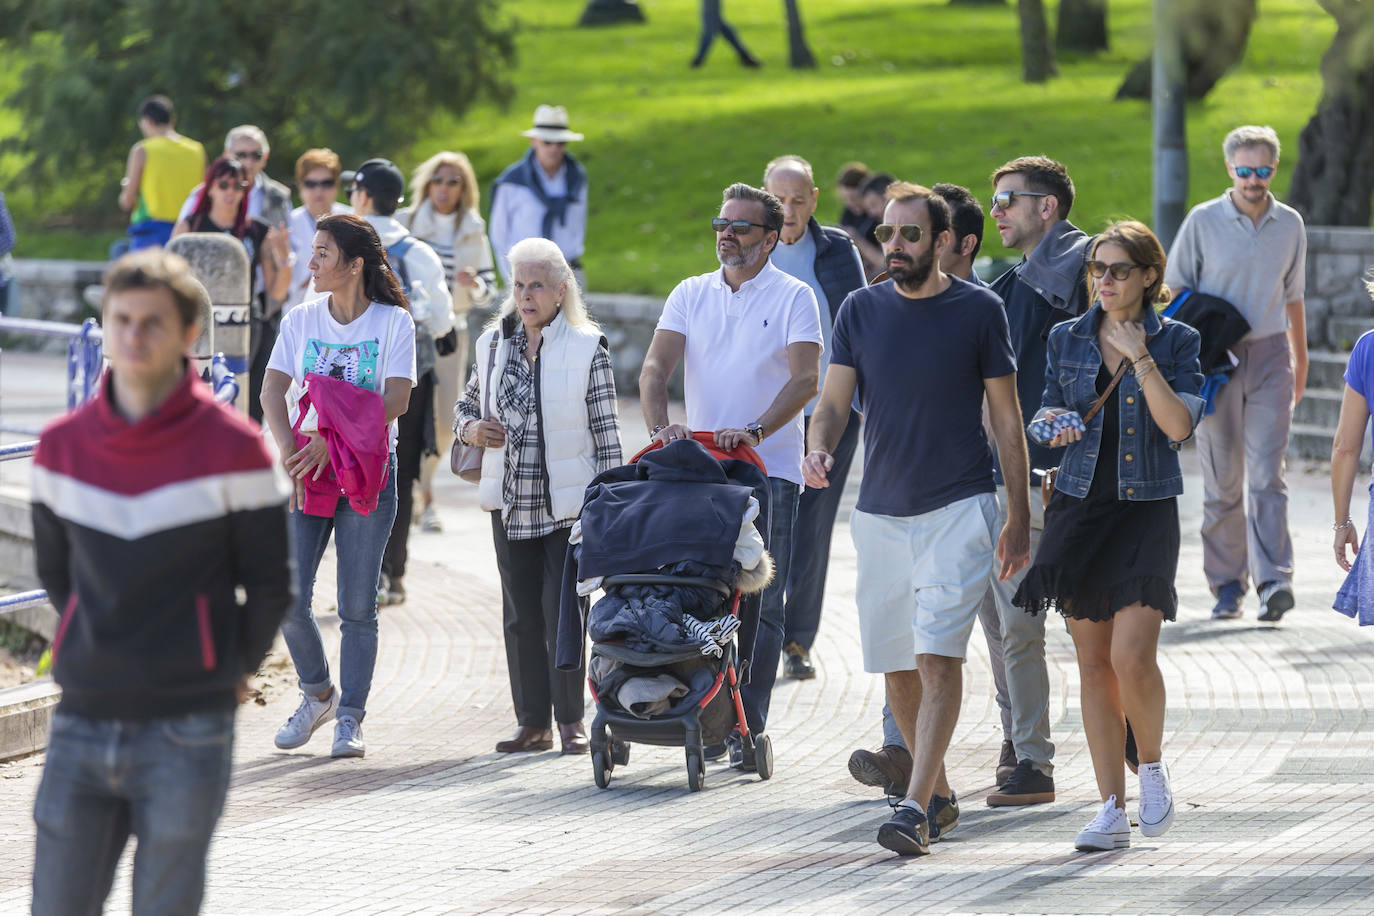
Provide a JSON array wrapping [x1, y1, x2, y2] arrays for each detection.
[[495, 726, 553, 753], [558, 721, 589, 755]]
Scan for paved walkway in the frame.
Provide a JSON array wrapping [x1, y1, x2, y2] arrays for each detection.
[[1, 386, 1372, 914]]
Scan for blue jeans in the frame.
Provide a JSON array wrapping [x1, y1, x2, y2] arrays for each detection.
[[783, 410, 860, 649], [280, 461, 397, 722], [741, 476, 799, 733], [33, 709, 235, 916]]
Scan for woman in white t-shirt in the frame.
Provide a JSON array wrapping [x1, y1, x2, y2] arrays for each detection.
[[260, 213, 417, 760]]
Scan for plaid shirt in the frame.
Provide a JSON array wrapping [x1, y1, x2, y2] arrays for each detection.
[[457, 324, 621, 540]]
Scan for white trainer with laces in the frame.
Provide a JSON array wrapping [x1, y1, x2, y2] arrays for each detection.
[[332, 714, 365, 758], [1075, 795, 1131, 851], [274, 690, 338, 750], [1138, 760, 1175, 837]]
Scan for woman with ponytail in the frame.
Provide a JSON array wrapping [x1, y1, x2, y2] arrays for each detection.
[[260, 213, 417, 759]]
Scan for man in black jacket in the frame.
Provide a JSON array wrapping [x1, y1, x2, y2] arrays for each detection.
[[763, 155, 867, 680], [29, 250, 293, 915]]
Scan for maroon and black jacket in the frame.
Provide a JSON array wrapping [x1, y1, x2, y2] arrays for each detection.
[[30, 365, 294, 719]]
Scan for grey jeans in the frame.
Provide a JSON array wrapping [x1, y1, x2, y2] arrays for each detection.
[[1197, 331, 1295, 594], [882, 486, 1054, 774]]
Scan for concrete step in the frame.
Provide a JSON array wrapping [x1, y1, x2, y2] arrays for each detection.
[[1294, 387, 1345, 428], [1327, 316, 1373, 351], [1307, 351, 1352, 390], [1290, 423, 1337, 461]]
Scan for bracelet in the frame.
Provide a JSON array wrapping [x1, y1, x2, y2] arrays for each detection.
[[649, 424, 667, 437], [1135, 359, 1157, 382], [1334, 517, 1354, 532]]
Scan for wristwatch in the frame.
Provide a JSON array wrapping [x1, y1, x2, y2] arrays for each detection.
[[745, 421, 765, 445]]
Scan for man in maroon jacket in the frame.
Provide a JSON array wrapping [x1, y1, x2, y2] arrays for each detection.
[[29, 249, 293, 915]]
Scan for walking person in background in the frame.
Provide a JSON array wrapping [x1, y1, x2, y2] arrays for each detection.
[[689, 0, 761, 68], [0, 189, 14, 314], [762, 154, 866, 680], [1014, 220, 1204, 852], [174, 154, 291, 421], [176, 125, 291, 229], [1331, 275, 1374, 624], [118, 95, 205, 251], [261, 214, 417, 760], [490, 106, 588, 287], [398, 150, 497, 533], [30, 249, 292, 915], [456, 238, 621, 756], [1165, 125, 1308, 622], [284, 148, 351, 314]]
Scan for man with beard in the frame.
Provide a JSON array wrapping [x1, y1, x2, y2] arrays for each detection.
[[640, 182, 822, 770], [1165, 125, 1307, 622], [804, 182, 1029, 855]]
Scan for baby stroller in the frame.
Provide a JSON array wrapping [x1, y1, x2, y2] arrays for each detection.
[[556, 432, 773, 791]]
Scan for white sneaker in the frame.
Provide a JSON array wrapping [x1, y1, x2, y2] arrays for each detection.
[[274, 689, 338, 749], [1075, 795, 1130, 851], [331, 715, 365, 758], [1138, 761, 1175, 837], [420, 505, 443, 532]]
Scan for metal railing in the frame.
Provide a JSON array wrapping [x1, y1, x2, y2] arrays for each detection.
[[0, 316, 239, 463], [0, 590, 49, 624]]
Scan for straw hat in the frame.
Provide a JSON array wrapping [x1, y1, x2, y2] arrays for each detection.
[[521, 105, 585, 143]]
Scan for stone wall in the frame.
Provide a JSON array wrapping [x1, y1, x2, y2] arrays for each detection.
[[1304, 227, 1374, 349]]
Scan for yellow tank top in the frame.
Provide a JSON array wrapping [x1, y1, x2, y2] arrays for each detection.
[[133, 134, 206, 224]]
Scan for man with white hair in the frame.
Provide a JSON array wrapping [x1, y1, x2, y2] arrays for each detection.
[[1165, 125, 1308, 622], [640, 182, 823, 770], [490, 105, 588, 286], [176, 124, 291, 228]]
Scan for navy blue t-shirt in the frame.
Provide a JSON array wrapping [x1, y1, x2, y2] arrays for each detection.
[[830, 276, 1017, 517], [989, 263, 1080, 480]]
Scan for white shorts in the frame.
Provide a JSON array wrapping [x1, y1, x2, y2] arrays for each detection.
[[851, 492, 1000, 672]]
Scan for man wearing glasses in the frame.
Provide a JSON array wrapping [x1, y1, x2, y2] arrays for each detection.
[[176, 125, 291, 230], [639, 182, 823, 770], [980, 156, 1093, 809], [1164, 125, 1307, 622], [804, 182, 1029, 855]]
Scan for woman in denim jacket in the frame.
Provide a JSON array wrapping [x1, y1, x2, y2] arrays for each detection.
[[1013, 220, 1204, 853]]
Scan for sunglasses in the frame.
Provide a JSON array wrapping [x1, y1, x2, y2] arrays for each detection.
[[232, 150, 264, 161], [990, 189, 1051, 211], [711, 217, 772, 235], [874, 223, 922, 244], [1086, 260, 1147, 281], [431, 176, 463, 187], [301, 178, 336, 190], [215, 178, 248, 191], [1233, 165, 1275, 179]]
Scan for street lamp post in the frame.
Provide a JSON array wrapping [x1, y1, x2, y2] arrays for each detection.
[[1152, 0, 1188, 251]]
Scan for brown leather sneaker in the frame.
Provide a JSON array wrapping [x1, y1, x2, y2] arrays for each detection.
[[847, 745, 913, 795]]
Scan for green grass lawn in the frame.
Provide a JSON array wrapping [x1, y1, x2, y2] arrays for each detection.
[[2, 0, 1338, 293]]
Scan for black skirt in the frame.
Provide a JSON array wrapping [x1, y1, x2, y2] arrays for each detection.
[[1014, 364, 1179, 622]]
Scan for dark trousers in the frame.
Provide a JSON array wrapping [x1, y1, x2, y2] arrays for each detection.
[[739, 476, 799, 734], [247, 311, 280, 424], [382, 372, 435, 583], [490, 515, 585, 727], [783, 410, 861, 649], [693, 0, 755, 64]]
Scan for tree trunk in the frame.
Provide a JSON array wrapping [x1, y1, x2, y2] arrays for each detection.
[[1018, 0, 1058, 82], [1287, 2, 1374, 226], [1116, 0, 1254, 100], [1057, 0, 1108, 52], [783, 0, 817, 69], [578, 0, 646, 26]]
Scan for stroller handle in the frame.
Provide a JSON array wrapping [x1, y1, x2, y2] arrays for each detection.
[[629, 430, 767, 472]]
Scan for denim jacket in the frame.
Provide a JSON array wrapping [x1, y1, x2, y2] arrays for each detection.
[[1030, 303, 1205, 500]]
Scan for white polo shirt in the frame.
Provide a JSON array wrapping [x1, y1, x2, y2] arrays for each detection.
[[656, 260, 823, 484]]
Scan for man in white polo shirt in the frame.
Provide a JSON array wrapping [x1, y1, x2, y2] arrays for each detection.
[[1165, 125, 1308, 622], [639, 182, 823, 769]]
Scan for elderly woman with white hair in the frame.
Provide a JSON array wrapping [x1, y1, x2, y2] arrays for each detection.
[[455, 237, 622, 756], [397, 150, 497, 533]]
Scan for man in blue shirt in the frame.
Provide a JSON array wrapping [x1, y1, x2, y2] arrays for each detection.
[[805, 182, 1030, 856]]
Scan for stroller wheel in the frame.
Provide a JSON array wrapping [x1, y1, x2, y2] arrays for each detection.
[[686, 749, 705, 792], [610, 739, 631, 767], [754, 734, 774, 780], [592, 749, 613, 789]]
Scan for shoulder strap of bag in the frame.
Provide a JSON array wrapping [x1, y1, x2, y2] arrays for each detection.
[[481, 334, 499, 417], [1082, 358, 1131, 425]]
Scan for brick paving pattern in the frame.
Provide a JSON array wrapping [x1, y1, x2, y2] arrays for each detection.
[[0, 397, 1372, 914]]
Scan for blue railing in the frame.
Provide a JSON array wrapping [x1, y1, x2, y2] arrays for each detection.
[[0, 590, 48, 623], [0, 316, 239, 463]]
